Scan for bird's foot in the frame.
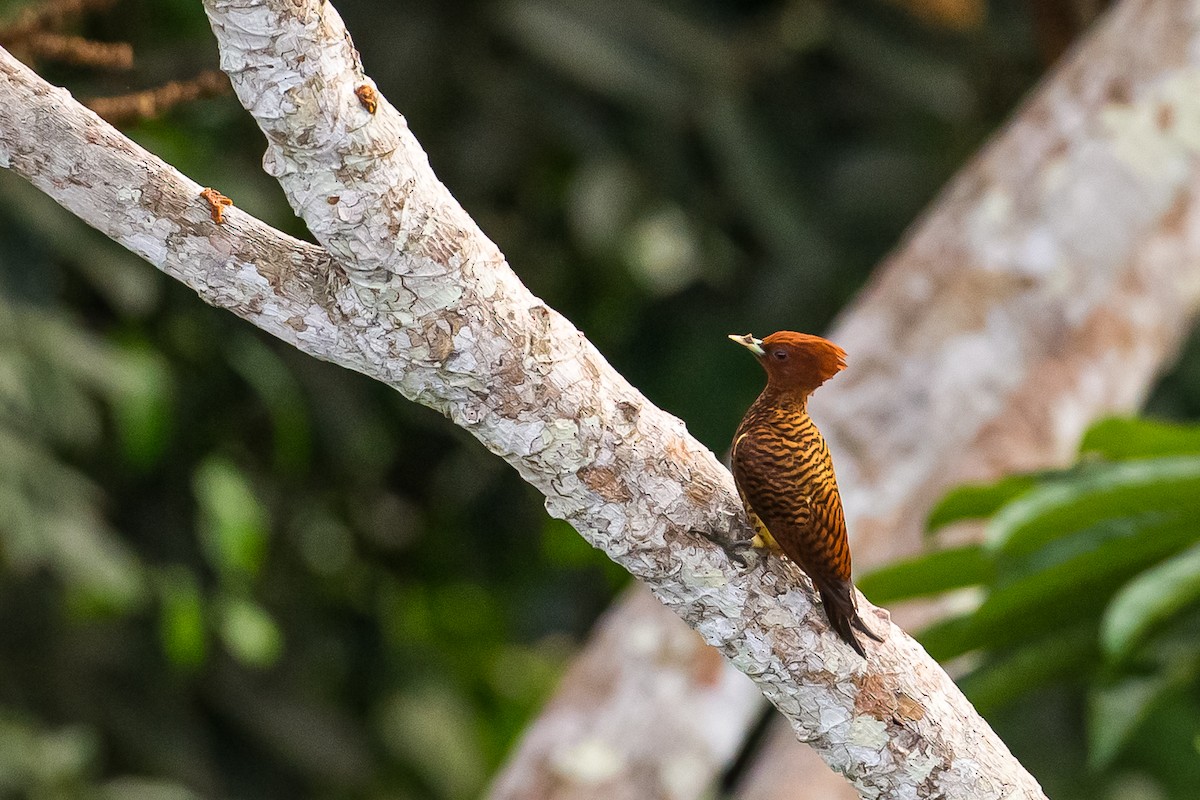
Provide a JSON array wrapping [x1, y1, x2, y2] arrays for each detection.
[[691, 528, 757, 569]]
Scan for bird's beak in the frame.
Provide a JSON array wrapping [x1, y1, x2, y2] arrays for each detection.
[[728, 333, 765, 356]]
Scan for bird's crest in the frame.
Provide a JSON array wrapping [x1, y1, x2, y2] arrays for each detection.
[[751, 331, 846, 393]]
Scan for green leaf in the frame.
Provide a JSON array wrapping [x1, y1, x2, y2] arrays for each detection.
[[110, 343, 173, 471], [1101, 541, 1200, 662], [986, 457, 1200, 557], [924, 516, 1199, 659], [1081, 417, 1200, 460], [959, 625, 1096, 715], [218, 597, 283, 668], [1088, 670, 1184, 769], [857, 544, 991, 604], [925, 474, 1039, 533], [993, 514, 1165, 588], [193, 457, 269, 582], [157, 568, 207, 669]]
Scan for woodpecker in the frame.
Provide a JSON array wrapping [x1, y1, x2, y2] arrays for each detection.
[[729, 331, 881, 656]]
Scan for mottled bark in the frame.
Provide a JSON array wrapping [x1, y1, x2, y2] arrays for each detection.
[[820, 0, 1200, 575], [1, 0, 1053, 794], [491, 1, 1200, 799]]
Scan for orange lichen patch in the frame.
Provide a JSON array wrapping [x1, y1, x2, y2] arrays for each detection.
[[853, 672, 928, 724], [683, 477, 715, 506], [853, 672, 898, 720], [419, 318, 455, 362], [664, 435, 694, 466], [615, 400, 640, 423], [200, 187, 233, 224], [577, 465, 632, 503], [853, 673, 892, 716], [354, 83, 378, 114], [895, 692, 926, 722]]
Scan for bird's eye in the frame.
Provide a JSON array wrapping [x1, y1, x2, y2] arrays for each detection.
[[773, 350, 787, 360]]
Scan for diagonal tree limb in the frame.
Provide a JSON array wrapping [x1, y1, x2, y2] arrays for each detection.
[[198, 1, 1043, 796], [2, 2, 1045, 796], [813, 0, 1200, 576], [489, 0, 1200, 798]]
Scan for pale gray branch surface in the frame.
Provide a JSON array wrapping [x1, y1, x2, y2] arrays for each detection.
[[1, 2, 1048, 796], [818, 0, 1200, 574]]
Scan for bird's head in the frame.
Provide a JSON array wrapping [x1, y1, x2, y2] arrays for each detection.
[[729, 331, 847, 393]]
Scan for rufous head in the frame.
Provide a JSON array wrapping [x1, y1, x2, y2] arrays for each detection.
[[729, 331, 847, 393]]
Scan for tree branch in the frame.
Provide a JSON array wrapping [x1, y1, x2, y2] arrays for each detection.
[[0, 49, 347, 363], [1, 0, 1048, 795], [493, 0, 1200, 797]]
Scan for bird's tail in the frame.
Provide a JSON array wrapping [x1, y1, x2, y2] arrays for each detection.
[[814, 577, 883, 658]]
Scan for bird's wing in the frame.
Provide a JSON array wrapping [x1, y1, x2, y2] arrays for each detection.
[[731, 428, 852, 584], [731, 426, 880, 655]]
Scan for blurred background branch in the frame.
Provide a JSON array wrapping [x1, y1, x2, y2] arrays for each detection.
[[490, 2, 1200, 796], [0, 0, 229, 123]]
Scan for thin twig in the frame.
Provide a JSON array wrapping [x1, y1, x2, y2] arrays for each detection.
[[85, 70, 231, 125]]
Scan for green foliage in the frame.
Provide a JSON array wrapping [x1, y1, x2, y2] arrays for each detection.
[[193, 456, 269, 582], [985, 457, 1200, 557], [1102, 543, 1200, 663], [862, 417, 1200, 798], [925, 473, 1040, 533], [217, 595, 284, 668], [855, 543, 991, 603], [157, 567, 207, 669], [0, 714, 99, 796], [1082, 416, 1200, 460], [108, 341, 173, 470]]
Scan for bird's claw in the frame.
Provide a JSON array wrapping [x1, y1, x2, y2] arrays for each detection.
[[691, 528, 756, 569]]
